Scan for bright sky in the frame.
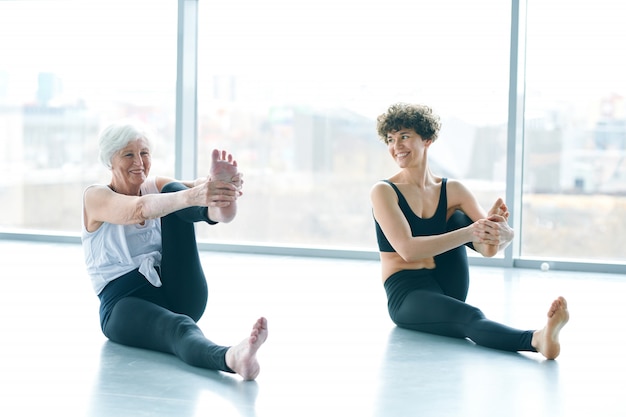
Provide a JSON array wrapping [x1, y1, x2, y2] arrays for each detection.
[[0, 0, 624, 121]]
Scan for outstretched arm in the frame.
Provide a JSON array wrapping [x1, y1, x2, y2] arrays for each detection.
[[83, 178, 239, 232], [84, 149, 243, 232]]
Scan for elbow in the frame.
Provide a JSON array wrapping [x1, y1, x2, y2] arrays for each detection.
[[134, 201, 153, 223], [396, 247, 422, 263], [394, 239, 430, 263], [401, 255, 420, 263]]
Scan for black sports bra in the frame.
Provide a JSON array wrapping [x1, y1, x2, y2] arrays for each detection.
[[374, 178, 448, 252]]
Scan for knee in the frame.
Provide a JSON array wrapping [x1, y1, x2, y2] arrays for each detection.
[[467, 306, 486, 323], [171, 314, 201, 338], [161, 181, 188, 194], [160, 182, 210, 224]]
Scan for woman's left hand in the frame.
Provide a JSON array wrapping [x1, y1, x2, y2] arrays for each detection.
[[473, 215, 514, 247]]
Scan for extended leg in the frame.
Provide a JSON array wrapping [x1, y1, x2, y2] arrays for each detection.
[[103, 296, 232, 371], [392, 290, 535, 352]]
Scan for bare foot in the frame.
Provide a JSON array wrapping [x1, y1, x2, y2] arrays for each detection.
[[532, 296, 569, 359], [210, 149, 242, 187], [225, 317, 268, 380], [206, 149, 242, 222]]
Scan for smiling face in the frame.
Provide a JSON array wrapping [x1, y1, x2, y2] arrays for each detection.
[[385, 128, 431, 167], [110, 137, 151, 192]]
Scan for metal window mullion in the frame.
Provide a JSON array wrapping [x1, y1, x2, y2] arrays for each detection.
[[505, 0, 527, 267], [175, 0, 199, 180]]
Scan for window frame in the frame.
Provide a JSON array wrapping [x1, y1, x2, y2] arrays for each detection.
[[1, 0, 624, 275]]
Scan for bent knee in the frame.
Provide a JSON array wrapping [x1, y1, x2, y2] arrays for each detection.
[[161, 181, 188, 194]]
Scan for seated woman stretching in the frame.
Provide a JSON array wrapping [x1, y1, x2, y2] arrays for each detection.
[[370, 103, 569, 359], [82, 121, 267, 380]]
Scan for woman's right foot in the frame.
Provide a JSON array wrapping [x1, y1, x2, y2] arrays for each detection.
[[210, 149, 242, 186], [225, 317, 268, 380], [532, 296, 569, 359]]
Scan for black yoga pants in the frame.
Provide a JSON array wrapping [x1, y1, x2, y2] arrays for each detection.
[[97, 181, 233, 372], [384, 211, 535, 352]]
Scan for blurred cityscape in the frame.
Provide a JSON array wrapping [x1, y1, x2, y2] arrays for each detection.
[[1, 71, 625, 260]]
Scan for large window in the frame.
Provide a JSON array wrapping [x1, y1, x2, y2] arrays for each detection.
[[1, 0, 623, 271], [195, 0, 512, 250], [523, 0, 626, 262], [0, 0, 177, 234]]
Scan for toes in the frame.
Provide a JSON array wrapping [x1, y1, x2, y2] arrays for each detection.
[[255, 317, 267, 330]]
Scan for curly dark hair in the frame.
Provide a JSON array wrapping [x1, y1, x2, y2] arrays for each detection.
[[376, 103, 442, 143]]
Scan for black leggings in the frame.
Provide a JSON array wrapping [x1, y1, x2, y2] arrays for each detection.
[[383, 212, 536, 353], [97, 182, 233, 372]]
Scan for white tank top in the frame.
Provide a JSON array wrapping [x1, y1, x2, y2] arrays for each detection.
[[82, 177, 163, 295]]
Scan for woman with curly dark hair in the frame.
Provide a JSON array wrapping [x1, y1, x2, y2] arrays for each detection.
[[371, 103, 569, 359]]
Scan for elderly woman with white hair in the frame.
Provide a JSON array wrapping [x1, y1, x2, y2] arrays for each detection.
[[82, 120, 267, 380]]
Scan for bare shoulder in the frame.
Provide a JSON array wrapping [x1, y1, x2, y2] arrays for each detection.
[[371, 181, 403, 220], [83, 184, 111, 202], [370, 180, 395, 200], [445, 179, 484, 220], [83, 184, 117, 215], [445, 178, 470, 192], [82, 184, 114, 232], [445, 179, 475, 201]]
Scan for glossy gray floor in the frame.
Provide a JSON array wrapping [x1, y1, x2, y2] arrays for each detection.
[[1, 240, 624, 417]]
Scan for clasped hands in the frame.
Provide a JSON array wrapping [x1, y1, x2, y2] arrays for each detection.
[[196, 149, 244, 207], [472, 198, 514, 247], [204, 175, 243, 206]]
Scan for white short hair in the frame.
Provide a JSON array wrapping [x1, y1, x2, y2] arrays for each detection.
[[98, 120, 153, 169]]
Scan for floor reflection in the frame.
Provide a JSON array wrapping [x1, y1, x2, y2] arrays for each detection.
[[88, 341, 259, 417], [4, 241, 625, 417], [373, 327, 561, 417]]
